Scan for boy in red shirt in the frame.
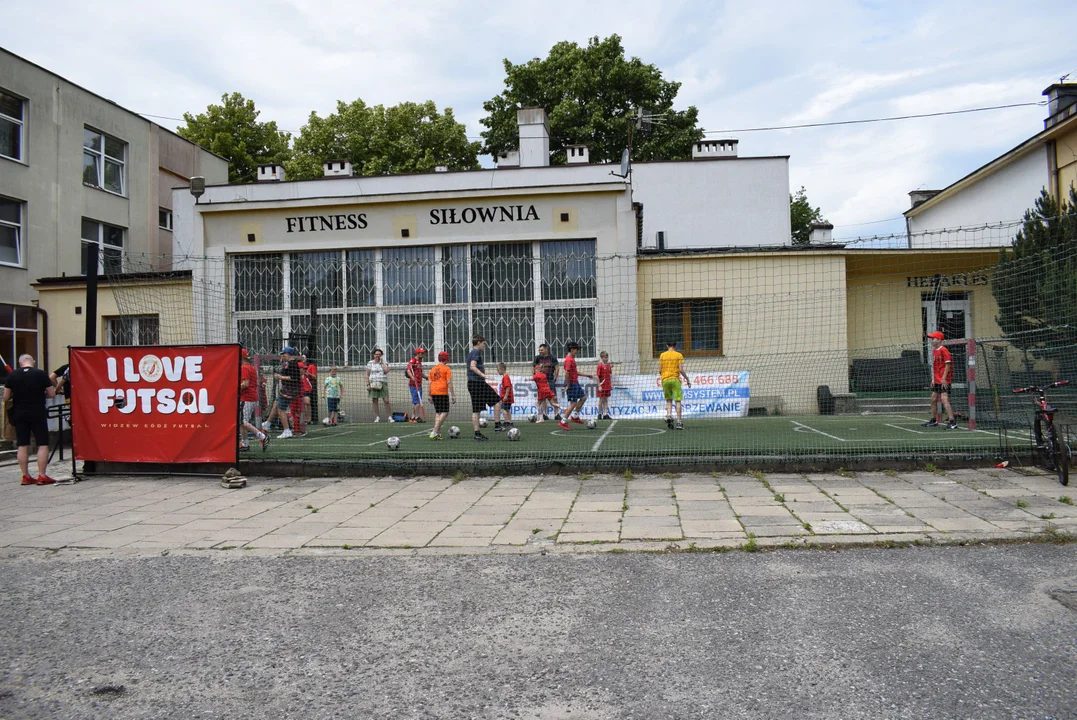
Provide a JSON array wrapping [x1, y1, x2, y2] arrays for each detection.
[[595, 351, 612, 421], [495, 361, 514, 431], [406, 347, 427, 423], [563, 341, 593, 426], [239, 349, 269, 450], [533, 365, 564, 427], [922, 331, 957, 429]]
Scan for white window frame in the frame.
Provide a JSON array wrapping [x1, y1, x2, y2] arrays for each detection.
[[81, 218, 125, 275], [0, 89, 25, 163], [83, 126, 126, 196], [105, 315, 160, 346], [158, 207, 173, 231], [0, 196, 24, 268]]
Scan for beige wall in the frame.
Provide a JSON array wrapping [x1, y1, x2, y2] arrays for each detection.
[[1053, 123, 1077, 198], [35, 278, 195, 366], [637, 252, 849, 414]]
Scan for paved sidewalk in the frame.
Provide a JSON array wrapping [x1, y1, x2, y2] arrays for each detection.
[[1, 464, 1074, 556]]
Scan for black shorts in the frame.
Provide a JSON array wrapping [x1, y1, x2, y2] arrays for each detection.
[[13, 412, 49, 448], [931, 383, 952, 395], [431, 394, 450, 414], [467, 379, 501, 414]]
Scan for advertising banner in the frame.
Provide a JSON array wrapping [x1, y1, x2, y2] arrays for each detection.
[[70, 345, 240, 463], [488, 371, 750, 420]]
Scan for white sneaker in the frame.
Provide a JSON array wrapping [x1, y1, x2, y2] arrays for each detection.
[[261, 421, 271, 432], [388, 417, 396, 423], [277, 429, 293, 439], [374, 416, 380, 423]]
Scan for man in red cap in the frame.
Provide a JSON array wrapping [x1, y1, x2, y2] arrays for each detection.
[[923, 331, 957, 429], [406, 347, 428, 423]]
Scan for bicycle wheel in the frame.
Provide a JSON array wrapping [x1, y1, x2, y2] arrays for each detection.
[[1036, 417, 1055, 470], [1046, 424, 1067, 485]]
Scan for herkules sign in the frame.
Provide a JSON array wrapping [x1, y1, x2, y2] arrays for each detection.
[[906, 273, 989, 288]]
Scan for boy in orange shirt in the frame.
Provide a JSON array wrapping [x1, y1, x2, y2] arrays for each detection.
[[428, 351, 455, 440]]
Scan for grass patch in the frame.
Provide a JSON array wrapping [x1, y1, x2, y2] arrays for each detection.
[[577, 472, 594, 481], [836, 467, 856, 478], [452, 470, 467, 484], [803, 522, 812, 532], [624, 469, 633, 480], [883, 469, 899, 478], [743, 533, 758, 552], [660, 472, 681, 479], [1060, 496, 1073, 505], [773, 493, 785, 503], [342, 544, 353, 550], [1017, 499, 1029, 509], [1041, 512, 1057, 520]]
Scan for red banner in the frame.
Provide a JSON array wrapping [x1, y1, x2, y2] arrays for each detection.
[[71, 345, 240, 463]]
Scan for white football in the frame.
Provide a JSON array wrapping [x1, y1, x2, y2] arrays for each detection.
[[508, 427, 521, 441], [322, 417, 331, 425], [387, 436, 400, 450], [528, 413, 537, 423], [449, 426, 460, 439], [587, 418, 597, 429], [478, 417, 488, 428]]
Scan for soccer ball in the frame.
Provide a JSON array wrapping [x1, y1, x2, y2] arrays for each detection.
[[478, 417, 488, 428], [387, 436, 400, 450], [528, 413, 537, 423], [508, 427, 521, 441], [587, 418, 597, 429], [449, 426, 460, 439], [322, 417, 332, 426]]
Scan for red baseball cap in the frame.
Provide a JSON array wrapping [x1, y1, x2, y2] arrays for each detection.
[[241, 348, 249, 359], [437, 351, 449, 362], [415, 347, 427, 355], [927, 331, 945, 340]]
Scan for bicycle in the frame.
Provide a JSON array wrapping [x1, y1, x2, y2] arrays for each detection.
[[1012, 380, 1071, 486]]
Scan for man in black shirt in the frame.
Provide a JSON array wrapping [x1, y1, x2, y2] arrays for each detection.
[[533, 343, 559, 384], [261, 346, 301, 439], [3, 354, 57, 485], [50, 364, 71, 402]]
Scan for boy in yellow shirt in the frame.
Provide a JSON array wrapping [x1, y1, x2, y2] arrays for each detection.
[[658, 340, 691, 430]]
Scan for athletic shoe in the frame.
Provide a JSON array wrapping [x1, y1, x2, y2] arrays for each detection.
[[260, 434, 270, 451], [293, 432, 306, 438], [21, 475, 36, 486], [261, 421, 271, 432], [666, 416, 674, 429], [429, 432, 443, 440], [558, 420, 571, 431], [555, 414, 562, 421], [921, 420, 938, 428], [474, 432, 488, 442], [674, 421, 684, 430], [947, 419, 958, 429], [570, 417, 585, 425], [495, 422, 505, 432], [36, 475, 56, 486], [239, 444, 250, 451], [277, 429, 293, 439], [416, 418, 425, 423]]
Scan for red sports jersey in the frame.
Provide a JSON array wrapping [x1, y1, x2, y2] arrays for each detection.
[[499, 374, 514, 404], [596, 363, 612, 395], [407, 357, 424, 388], [933, 345, 953, 384], [563, 355, 579, 384], [534, 372, 555, 401], [240, 363, 259, 403]]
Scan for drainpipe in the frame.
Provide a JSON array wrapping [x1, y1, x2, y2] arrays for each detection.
[[32, 302, 48, 371]]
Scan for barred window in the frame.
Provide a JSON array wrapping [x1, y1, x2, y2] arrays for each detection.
[[386, 313, 434, 365], [443, 244, 468, 304], [291, 250, 343, 310], [237, 317, 282, 357], [346, 249, 377, 307], [473, 307, 534, 363], [541, 240, 596, 300], [471, 242, 533, 303], [291, 313, 345, 367], [347, 312, 377, 366], [651, 299, 722, 356], [544, 307, 595, 358], [105, 315, 159, 346], [234, 254, 283, 312], [384, 247, 436, 306], [443, 309, 470, 365]]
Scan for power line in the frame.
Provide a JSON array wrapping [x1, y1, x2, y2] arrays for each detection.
[[702, 101, 1047, 135]]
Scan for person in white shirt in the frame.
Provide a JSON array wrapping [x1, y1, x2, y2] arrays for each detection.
[[365, 348, 393, 423]]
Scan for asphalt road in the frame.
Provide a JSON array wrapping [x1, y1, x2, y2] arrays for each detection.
[[2, 544, 1076, 720]]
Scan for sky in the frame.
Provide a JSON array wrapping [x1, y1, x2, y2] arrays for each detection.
[[4, 0, 1075, 240]]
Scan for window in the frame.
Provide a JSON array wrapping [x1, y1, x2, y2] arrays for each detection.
[[544, 307, 596, 358], [0, 89, 24, 162], [347, 312, 377, 365], [541, 240, 596, 300], [651, 299, 723, 356], [443, 244, 468, 304], [158, 208, 173, 231], [443, 309, 470, 366], [346, 249, 377, 307], [80, 218, 124, 275], [472, 307, 534, 363], [383, 247, 435, 305], [0, 197, 23, 266], [106, 315, 159, 346], [83, 127, 125, 194], [385, 313, 434, 364], [0, 304, 37, 381], [291, 250, 343, 310], [291, 313, 345, 367], [237, 317, 282, 358], [234, 253, 283, 312], [471, 242, 533, 303]]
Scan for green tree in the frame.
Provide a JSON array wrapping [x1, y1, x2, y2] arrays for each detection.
[[286, 99, 480, 179], [790, 186, 825, 245], [178, 92, 292, 184], [991, 187, 1077, 365], [480, 35, 703, 165]]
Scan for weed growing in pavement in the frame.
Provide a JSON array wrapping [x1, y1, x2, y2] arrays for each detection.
[[774, 493, 785, 502], [243, 546, 255, 550], [160, 550, 169, 556], [578, 472, 594, 481], [1017, 499, 1029, 509], [306, 504, 314, 510], [452, 470, 467, 484], [1041, 513, 1057, 520], [660, 472, 681, 479], [532, 528, 542, 534], [749, 470, 766, 482], [1060, 496, 1074, 505], [342, 544, 352, 550], [622, 502, 629, 512], [743, 533, 759, 552], [884, 469, 899, 478], [624, 469, 633, 480], [803, 522, 812, 532], [926, 463, 946, 475], [310, 508, 318, 513], [262, 487, 274, 494], [369, 503, 376, 508], [836, 467, 855, 478]]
